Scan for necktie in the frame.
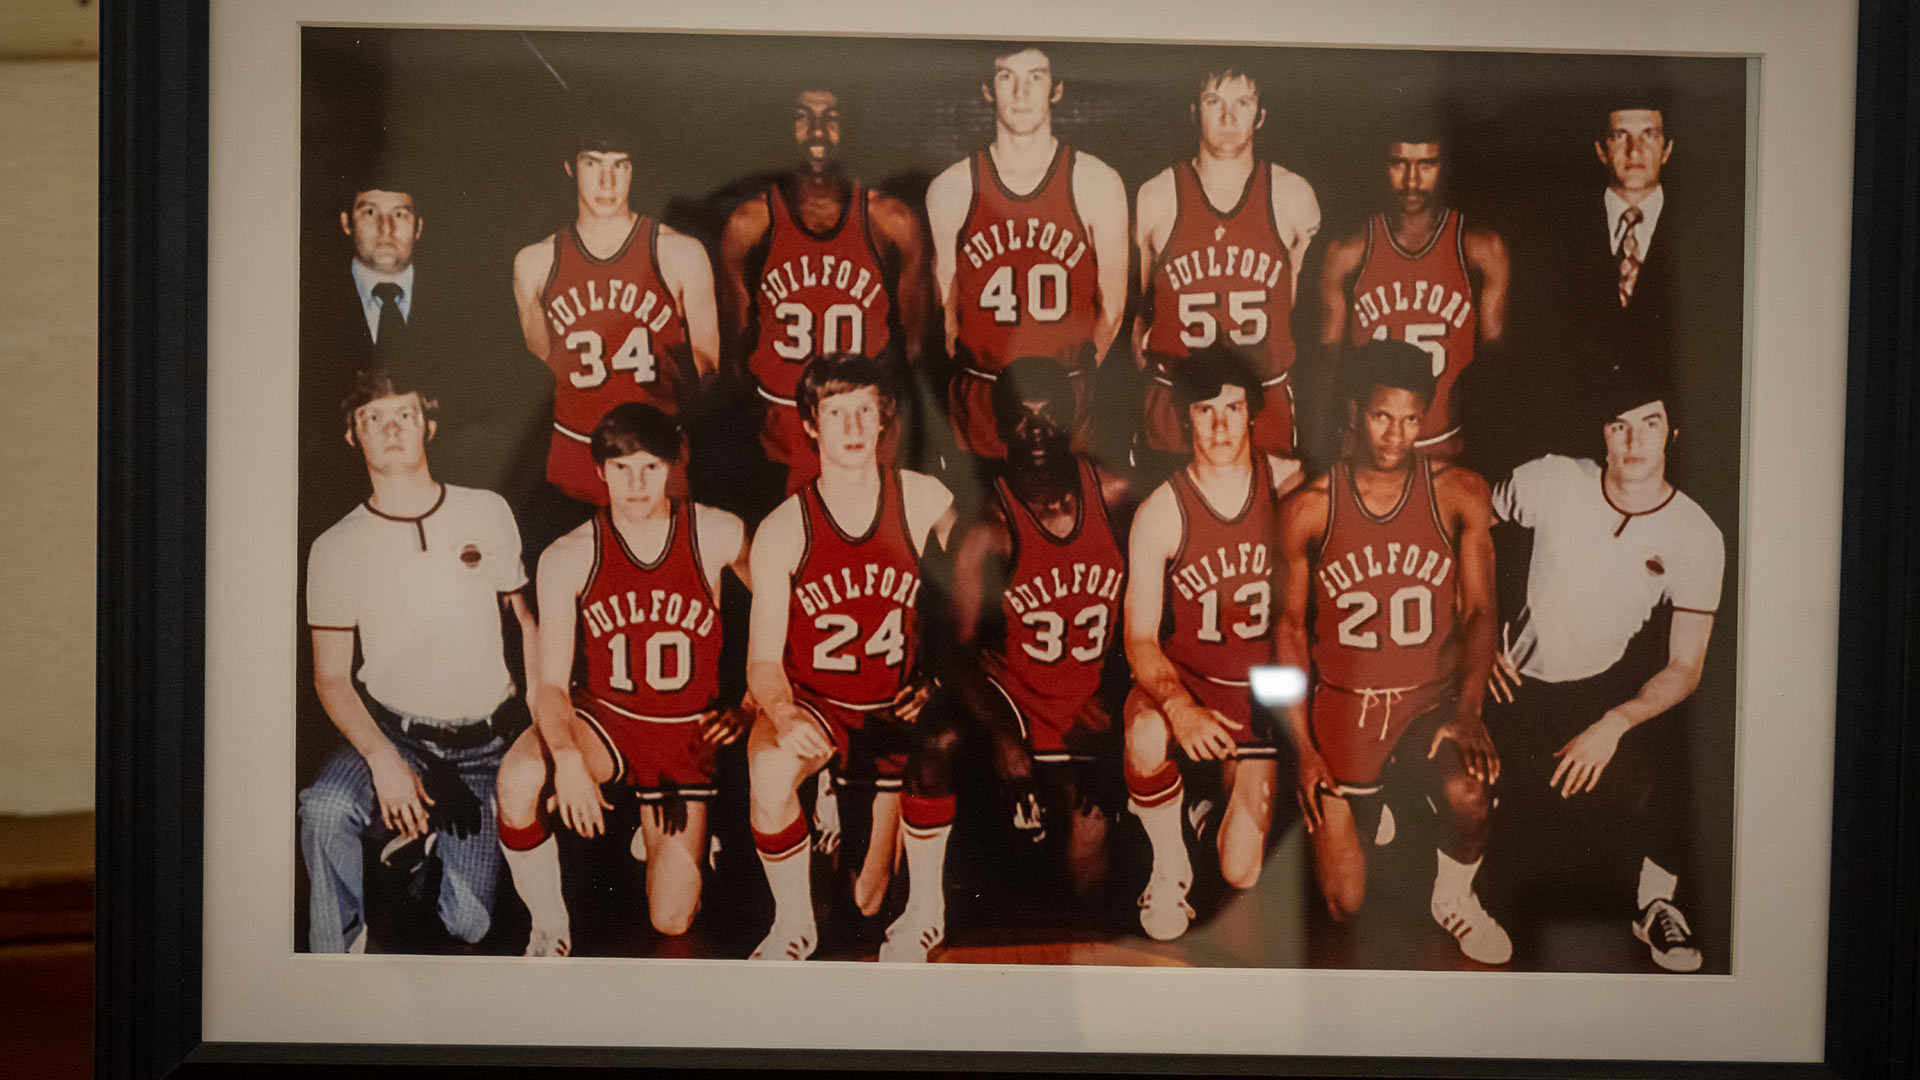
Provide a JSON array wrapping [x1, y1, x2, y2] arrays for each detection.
[[1616, 205, 1644, 308], [371, 281, 407, 347]]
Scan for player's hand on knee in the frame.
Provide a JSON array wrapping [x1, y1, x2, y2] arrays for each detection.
[[553, 749, 612, 837], [370, 746, 434, 839], [1168, 699, 1236, 761], [1295, 750, 1335, 833], [1430, 712, 1500, 785], [1550, 711, 1628, 798], [770, 703, 832, 761], [698, 706, 747, 746]]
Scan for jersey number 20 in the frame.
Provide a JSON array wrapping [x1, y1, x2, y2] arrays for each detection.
[[1334, 586, 1434, 649], [567, 328, 656, 389]]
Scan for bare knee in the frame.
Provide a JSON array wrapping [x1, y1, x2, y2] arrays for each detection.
[[1221, 848, 1265, 891], [1123, 700, 1171, 774], [494, 739, 549, 825], [1323, 876, 1366, 923], [1442, 770, 1491, 827], [649, 894, 699, 936]]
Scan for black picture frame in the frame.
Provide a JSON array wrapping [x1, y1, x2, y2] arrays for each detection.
[[97, 0, 1920, 1075]]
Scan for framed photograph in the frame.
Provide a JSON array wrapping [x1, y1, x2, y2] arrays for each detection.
[[100, 0, 1919, 1075]]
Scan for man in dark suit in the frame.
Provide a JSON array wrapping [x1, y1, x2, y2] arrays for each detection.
[[300, 176, 550, 546]]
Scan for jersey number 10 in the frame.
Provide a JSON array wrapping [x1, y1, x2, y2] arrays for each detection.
[[605, 629, 693, 694]]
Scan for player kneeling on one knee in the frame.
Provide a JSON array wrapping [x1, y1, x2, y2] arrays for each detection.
[[741, 354, 956, 961], [1275, 339, 1510, 965], [496, 404, 750, 956], [1122, 346, 1305, 940]]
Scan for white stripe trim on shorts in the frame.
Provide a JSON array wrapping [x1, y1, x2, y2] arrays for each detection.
[[553, 421, 591, 444]]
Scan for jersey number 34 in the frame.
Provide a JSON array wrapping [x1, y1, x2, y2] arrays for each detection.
[[567, 327, 657, 389]]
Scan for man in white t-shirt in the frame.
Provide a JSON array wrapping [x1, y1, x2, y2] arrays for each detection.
[[1485, 369, 1724, 972], [298, 369, 535, 953]]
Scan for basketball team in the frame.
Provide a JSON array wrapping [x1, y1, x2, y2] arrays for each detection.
[[297, 42, 1730, 973]]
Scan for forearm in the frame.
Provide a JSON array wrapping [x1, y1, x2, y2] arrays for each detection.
[[1610, 663, 1703, 731], [315, 675, 399, 764], [531, 684, 583, 755], [1454, 605, 1498, 720], [1126, 639, 1194, 714], [746, 658, 795, 713]]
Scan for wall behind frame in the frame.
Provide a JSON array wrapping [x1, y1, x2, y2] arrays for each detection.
[[0, 54, 96, 817]]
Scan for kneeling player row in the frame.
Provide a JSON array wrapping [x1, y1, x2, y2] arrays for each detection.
[[304, 337, 1717, 972]]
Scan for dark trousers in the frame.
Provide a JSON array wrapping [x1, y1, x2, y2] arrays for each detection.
[[1484, 665, 1690, 920]]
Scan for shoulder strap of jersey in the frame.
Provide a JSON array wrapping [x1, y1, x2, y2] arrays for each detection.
[[682, 499, 720, 607], [583, 509, 608, 597], [1420, 453, 1457, 551], [1319, 463, 1341, 553], [1451, 209, 1470, 274], [1081, 458, 1115, 537]]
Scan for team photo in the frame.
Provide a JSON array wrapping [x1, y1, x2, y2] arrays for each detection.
[[292, 27, 1747, 975]]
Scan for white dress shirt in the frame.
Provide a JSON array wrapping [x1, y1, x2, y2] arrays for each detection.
[[349, 260, 415, 343], [1604, 185, 1665, 260]]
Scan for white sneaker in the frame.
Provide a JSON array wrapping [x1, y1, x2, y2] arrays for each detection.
[[1431, 891, 1511, 965], [524, 925, 571, 957], [1137, 873, 1195, 941], [878, 908, 945, 963], [749, 922, 817, 961], [1633, 898, 1703, 972]]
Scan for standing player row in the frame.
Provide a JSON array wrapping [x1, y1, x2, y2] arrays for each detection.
[[503, 45, 1508, 515]]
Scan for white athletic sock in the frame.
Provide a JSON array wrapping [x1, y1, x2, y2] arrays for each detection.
[[1637, 857, 1679, 910], [900, 824, 952, 923], [1433, 849, 1483, 904], [758, 837, 815, 929], [502, 835, 569, 937], [1130, 793, 1192, 883]]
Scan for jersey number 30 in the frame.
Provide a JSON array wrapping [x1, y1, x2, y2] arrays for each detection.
[[813, 610, 907, 671], [567, 328, 656, 389], [773, 301, 864, 360]]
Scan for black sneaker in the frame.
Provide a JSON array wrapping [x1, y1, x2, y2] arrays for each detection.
[[1633, 898, 1703, 972]]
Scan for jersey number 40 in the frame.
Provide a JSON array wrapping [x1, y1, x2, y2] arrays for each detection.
[[980, 264, 1069, 324], [567, 328, 657, 389]]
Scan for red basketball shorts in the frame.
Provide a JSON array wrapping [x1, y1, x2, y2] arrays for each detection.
[[575, 695, 720, 798], [983, 670, 1112, 762], [1308, 679, 1455, 788], [790, 685, 912, 789]]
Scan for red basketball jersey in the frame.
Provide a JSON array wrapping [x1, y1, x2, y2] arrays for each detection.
[[952, 142, 1100, 375], [785, 469, 923, 707], [575, 501, 721, 721], [1162, 456, 1279, 684], [989, 460, 1126, 710], [1344, 211, 1477, 445], [750, 182, 893, 404], [540, 217, 692, 501], [1145, 161, 1295, 379], [1311, 455, 1459, 690]]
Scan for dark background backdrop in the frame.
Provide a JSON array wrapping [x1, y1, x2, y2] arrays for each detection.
[[295, 26, 1747, 969]]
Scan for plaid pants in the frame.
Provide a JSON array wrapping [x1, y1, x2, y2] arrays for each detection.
[[297, 713, 507, 952]]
